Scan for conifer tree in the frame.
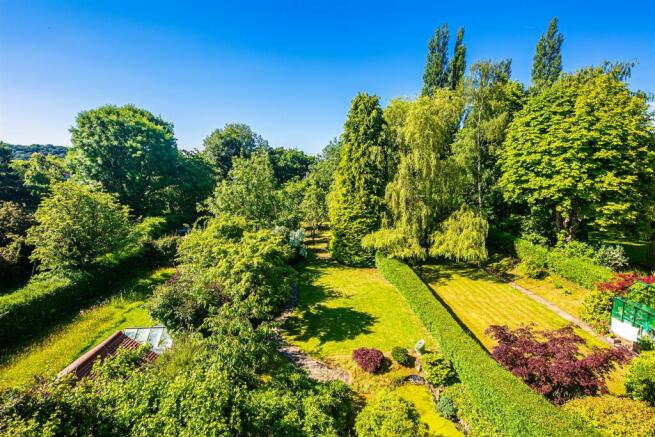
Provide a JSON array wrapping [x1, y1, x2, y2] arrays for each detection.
[[447, 28, 467, 90], [531, 17, 563, 89], [422, 24, 450, 96], [328, 93, 388, 266]]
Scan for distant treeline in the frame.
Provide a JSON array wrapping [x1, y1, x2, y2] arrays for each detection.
[[2, 143, 68, 160]]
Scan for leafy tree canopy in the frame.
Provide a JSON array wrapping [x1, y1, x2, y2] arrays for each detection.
[[269, 146, 316, 184], [26, 180, 131, 270], [69, 104, 178, 216], [532, 17, 564, 89], [499, 66, 655, 241], [202, 123, 269, 179]]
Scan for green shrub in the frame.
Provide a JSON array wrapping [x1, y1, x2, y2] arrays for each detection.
[[422, 353, 456, 386], [515, 239, 549, 278], [563, 395, 655, 437], [547, 249, 613, 290], [486, 228, 518, 256], [580, 289, 614, 334], [593, 245, 629, 270], [391, 346, 412, 367], [376, 253, 594, 437], [354, 393, 428, 437], [443, 383, 501, 436], [637, 336, 655, 352], [0, 248, 151, 349], [435, 395, 457, 421], [625, 351, 655, 406]]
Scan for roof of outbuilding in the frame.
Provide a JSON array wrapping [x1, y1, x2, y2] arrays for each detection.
[[57, 330, 159, 380]]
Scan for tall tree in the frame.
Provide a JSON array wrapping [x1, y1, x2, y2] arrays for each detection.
[[499, 66, 655, 241], [69, 105, 178, 216], [26, 180, 130, 270], [447, 28, 467, 90], [328, 93, 388, 266], [422, 24, 450, 96], [201, 123, 269, 179], [532, 17, 564, 89], [269, 147, 316, 184], [363, 92, 470, 261], [452, 60, 524, 215], [206, 149, 278, 227]]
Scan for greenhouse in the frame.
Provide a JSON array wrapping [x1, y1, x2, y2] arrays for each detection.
[[610, 281, 655, 342]]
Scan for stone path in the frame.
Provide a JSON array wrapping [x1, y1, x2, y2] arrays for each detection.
[[275, 284, 350, 384], [485, 268, 615, 346]]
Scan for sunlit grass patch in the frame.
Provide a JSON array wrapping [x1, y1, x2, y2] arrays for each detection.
[[0, 267, 173, 388]]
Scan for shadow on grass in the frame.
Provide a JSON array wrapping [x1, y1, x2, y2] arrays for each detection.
[[0, 267, 172, 366], [285, 303, 377, 345], [421, 263, 506, 285]]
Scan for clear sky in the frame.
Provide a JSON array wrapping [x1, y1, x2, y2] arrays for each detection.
[[1, 1, 654, 154]]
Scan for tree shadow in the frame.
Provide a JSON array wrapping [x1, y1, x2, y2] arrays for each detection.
[[285, 304, 377, 345]]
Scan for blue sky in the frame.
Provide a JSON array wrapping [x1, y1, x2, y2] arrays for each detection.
[[1, 1, 653, 154]]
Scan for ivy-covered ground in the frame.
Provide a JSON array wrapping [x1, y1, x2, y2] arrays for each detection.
[[0, 267, 173, 388], [283, 233, 462, 436]]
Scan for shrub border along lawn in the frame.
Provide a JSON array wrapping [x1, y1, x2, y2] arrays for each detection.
[[376, 253, 597, 437], [0, 242, 171, 350], [489, 229, 613, 290]]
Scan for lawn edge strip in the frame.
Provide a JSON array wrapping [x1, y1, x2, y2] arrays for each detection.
[[375, 253, 598, 437]]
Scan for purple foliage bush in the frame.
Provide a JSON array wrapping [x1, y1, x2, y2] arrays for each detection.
[[352, 347, 385, 373]]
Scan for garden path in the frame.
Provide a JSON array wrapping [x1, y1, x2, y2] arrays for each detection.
[[275, 284, 350, 384], [485, 269, 614, 346]]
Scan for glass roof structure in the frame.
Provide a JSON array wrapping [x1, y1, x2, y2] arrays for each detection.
[[124, 325, 173, 354]]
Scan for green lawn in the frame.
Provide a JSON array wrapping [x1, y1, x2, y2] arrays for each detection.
[[284, 259, 437, 359], [511, 270, 589, 319], [0, 267, 173, 388], [421, 264, 606, 350], [283, 234, 460, 434]]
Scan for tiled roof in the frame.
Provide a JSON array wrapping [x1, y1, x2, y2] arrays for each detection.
[[57, 330, 159, 380]]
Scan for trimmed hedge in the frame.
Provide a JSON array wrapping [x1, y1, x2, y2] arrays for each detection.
[[488, 229, 613, 289], [376, 254, 597, 437], [547, 250, 613, 290], [0, 248, 156, 350]]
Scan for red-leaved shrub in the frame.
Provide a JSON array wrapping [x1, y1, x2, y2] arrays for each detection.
[[485, 324, 631, 404], [597, 273, 655, 295], [352, 348, 385, 373]]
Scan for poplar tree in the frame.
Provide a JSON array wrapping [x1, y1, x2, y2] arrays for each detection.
[[448, 28, 467, 90], [422, 24, 450, 96], [532, 17, 563, 89], [328, 93, 388, 266]]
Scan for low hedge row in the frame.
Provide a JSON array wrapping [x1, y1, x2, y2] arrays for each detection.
[[488, 229, 613, 290], [546, 250, 613, 290], [376, 253, 596, 437], [0, 241, 174, 350]]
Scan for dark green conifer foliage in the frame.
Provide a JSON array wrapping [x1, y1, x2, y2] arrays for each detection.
[[328, 93, 387, 266], [531, 17, 563, 89], [448, 28, 467, 89], [422, 24, 450, 96]]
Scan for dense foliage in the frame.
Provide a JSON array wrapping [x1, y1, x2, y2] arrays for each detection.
[[70, 105, 179, 216], [391, 346, 411, 367], [201, 123, 269, 179], [26, 181, 131, 270], [354, 394, 427, 437], [328, 93, 389, 266], [499, 66, 655, 241], [563, 395, 655, 437], [485, 324, 630, 404], [421, 352, 457, 386], [625, 351, 655, 406], [376, 254, 592, 436], [2, 142, 68, 160]]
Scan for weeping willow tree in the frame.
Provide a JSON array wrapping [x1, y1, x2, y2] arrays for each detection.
[[431, 205, 488, 263], [364, 91, 473, 262]]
